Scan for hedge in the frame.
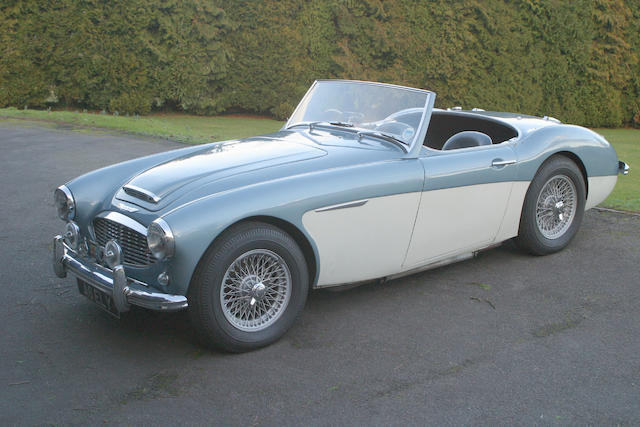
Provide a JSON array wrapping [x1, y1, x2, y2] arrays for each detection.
[[1, 0, 639, 127]]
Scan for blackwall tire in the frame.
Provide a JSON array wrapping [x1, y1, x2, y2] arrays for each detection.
[[517, 156, 586, 255], [188, 222, 308, 352]]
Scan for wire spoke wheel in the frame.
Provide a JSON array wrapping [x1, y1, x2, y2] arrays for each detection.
[[220, 249, 292, 332], [535, 174, 577, 239]]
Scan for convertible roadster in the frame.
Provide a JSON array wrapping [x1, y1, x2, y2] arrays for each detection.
[[53, 80, 629, 351]]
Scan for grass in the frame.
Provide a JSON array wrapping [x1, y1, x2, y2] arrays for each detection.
[[0, 108, 637, 211], [0, 107, 284, 144], [594, 128, 639, 212]]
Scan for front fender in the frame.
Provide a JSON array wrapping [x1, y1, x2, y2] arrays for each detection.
[[161, 159, 424, 295]]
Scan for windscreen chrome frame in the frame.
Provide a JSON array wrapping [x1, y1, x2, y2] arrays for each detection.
[[284, 79, 435, 158]]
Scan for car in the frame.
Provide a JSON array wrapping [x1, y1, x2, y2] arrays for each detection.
[[52, 79, 629, 352]]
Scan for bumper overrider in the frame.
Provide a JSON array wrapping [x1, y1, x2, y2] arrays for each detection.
[[53, 235, 188, 313]]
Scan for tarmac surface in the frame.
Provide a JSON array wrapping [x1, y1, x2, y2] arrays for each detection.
[[1, 121, 639, 425]]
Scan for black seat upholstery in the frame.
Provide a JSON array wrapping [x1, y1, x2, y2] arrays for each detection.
[[441, 131, 492, 150]]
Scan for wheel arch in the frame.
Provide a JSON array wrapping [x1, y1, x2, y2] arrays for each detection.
[[193, 215, 318, 290], [541, 151, 589, 198]]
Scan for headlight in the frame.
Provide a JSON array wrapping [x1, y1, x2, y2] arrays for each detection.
[[54, 185, 75, 220], [147, 218, 174, 260]]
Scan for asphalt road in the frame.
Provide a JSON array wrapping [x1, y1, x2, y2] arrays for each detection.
[[1, 121, 639, 426]]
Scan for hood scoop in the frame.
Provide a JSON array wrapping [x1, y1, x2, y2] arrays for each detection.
[[123, 185, 162, 203]]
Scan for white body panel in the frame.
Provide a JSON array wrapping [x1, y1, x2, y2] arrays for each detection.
[[403, 182, 513, 268], [494, 181, 530, 242], [303, 193, 421, 287], [304, 172, 614, 288], [585, 175, 618, 210]]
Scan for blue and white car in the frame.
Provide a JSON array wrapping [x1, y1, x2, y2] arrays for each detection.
[[53, 80, 629, 351]]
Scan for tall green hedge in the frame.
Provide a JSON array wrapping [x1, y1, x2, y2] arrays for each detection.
[[1, 0, 639, 127]]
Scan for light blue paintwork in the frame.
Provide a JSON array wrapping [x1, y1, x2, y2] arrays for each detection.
[[60, 81, 622, 297]]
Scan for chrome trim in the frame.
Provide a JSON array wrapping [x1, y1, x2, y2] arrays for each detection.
[[148, 218, 175, 260], [619, 161, 629, 175], [543, 116, 562, 123], [104, 240, 122, 269], [123, 184, 161, 203], [64, 221, 81, 250], [315, 199, 369, 212], [53, 236, 187, 312], [491, 159, 517, 167], [115, 202, 138, 213], [95, 211, 148, 236], [55, 185, 75, 220]]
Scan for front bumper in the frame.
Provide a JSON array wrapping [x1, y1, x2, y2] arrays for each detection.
[[53, 236, 188, 312], [619, 161, 629, 175]]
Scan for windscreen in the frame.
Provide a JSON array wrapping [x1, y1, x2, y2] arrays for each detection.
[[287, 81, 430, 145]]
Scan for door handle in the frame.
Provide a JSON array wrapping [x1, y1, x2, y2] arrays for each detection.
[[491, 159, 517, 167]]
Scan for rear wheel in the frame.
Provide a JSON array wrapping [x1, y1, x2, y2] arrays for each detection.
[[517, 156, 586, 255], [188, 222, 308, 352]]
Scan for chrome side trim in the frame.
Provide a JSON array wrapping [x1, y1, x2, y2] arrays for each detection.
[[95, 211, 148, 236], [315, 199, 368, 212], [53, 236, 187, 312], [619, 161, 629, 175], [123, 184, 161, 203]]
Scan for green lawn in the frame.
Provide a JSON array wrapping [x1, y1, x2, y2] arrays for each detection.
[[594, 129, 639, 212], [0, 107, 284, 144], [0, 108, 637, 211]]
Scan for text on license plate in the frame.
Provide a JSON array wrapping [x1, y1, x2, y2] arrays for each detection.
[[77, 279, 120, 318]]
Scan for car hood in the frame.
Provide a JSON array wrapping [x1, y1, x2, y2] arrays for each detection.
[[116, 136, 327, 210]]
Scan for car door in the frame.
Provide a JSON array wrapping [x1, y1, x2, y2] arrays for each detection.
[[403, 142, 518, 268], [301, 158, 425, 287]]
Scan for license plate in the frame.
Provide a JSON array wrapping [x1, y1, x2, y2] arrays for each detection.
[[77, 279, 120, 318]]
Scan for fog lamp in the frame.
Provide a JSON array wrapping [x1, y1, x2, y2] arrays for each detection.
[[104, 240, 122, 268], [64, 221, 80, 250]]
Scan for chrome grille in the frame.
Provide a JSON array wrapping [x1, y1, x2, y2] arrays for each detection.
[[93, 217, 156, 266]]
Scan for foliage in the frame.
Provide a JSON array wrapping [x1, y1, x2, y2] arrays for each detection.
[[0, 107, 284, 144], [596, 128, 640, 211], [1, 0, 639, 126]]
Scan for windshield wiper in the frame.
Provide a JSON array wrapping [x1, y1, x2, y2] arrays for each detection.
[[357, 130, 408, 151], [287, 121, 354, 130], [287, 122, 408, 151], [286, 121, 320, 129]]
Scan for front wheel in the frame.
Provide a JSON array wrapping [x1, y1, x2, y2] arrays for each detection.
[[517, 156, 586, 255], [188, 222, 308, 352]]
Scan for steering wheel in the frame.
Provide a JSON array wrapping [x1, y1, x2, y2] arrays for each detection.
[[323, 108, 342, 116], [376, 121, 415, 141], [322, 109, 365, 124]]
